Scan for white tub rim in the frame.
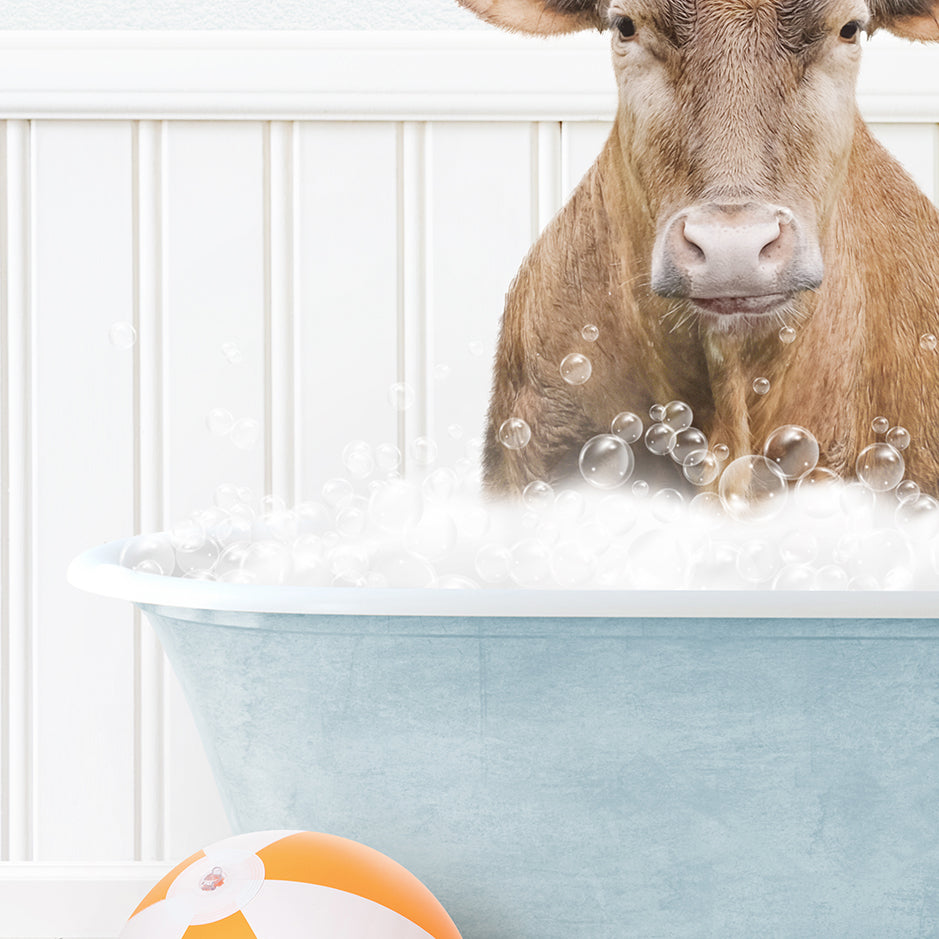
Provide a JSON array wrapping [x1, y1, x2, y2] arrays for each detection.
[[67, 537, 939, 619]]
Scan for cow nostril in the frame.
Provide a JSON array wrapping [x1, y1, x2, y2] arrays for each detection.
[[679, 220, 707, 263]]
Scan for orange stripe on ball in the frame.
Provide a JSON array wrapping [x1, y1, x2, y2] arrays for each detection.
[[182, 910, 256, 938], [258, 832, 461, 939], [132, 850, 207, 917]]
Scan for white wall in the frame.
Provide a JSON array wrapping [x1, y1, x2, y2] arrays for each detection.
[[0, 27, 937, 939], [0, 0, 484, 30]]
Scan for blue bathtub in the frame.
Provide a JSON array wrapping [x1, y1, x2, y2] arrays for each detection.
[[70, 538, 939, 938]]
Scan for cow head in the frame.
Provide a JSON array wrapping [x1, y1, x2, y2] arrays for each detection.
[[458, 0, 939, 333]]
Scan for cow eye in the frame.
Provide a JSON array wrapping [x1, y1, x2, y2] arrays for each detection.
[[839, 20, 861, 40], [612, 15, 637, 39]]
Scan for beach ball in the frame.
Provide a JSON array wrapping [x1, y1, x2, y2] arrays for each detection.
[[120, 829, 463, 939]]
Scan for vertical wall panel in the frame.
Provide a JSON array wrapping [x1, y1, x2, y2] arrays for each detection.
[[561, 121, 613, 201], [160, 121, 263, 856], [295, 121, 399, 498], [868, 123, 939, 204], [32, 121, 136, 860], [427, 122, 535, 471]]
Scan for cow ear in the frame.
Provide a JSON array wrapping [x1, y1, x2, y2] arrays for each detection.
[[870, 0, 939, 40], [456, 0, 604, 35]]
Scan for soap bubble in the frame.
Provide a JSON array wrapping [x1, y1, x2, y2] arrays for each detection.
[[559, 353, 592, 385], [683, 450, 720, 487], [371, 550, 435, 588], [855, 443, 904, 492], [422, 467, 460, 503], [689, 491, 723, 519], [736, 539, 781, 584], [509, 539, 552, 587], [886, 426, 911, 451], [342, 440, 375, 479], [649, 404, 666, 422], [713, 444, 730, 462], [168, 517, 206, 552], [895, 493, 939, 540], [239, 540, 292, 584], [670, 427, 708, 465], [632, 480, 650, 498], [838, 529, 912, 584], [335, 501, 369, 538], [719, 455, 788, 522], [611, 411, 643, 444], [763, 425, 819, 480], [773, 564, 815, 589], [688, 540, 739, 589], [779, 326, 796, 344], [437, 575, 480, 589], [322, 477, 354, 507], [405, 508, 458, 561], [920, 333, 937, 352], [597, 494, 639, 534], [662, 401, 694, 432], [388, 382, 415, 411], [475, 543, 511, 583], [582, 324, 599, 342], [220, 339, 243, 364], [218, 568, 256, 585], [626, 530, 687, 589], [871, 416, 890, 434], [295, 501, 331, 534], [469, 340, 486, 357], [229, 418, 261, 450], [644, 422, 676, 455], [522, 479, 555, 510], [752, 377, 771, 396], [651, 487, 684, 523], [109, 321, 136, 349], [795, 466, 841, 517], [447, 424, 463, 440], [206, 408, 234, 436], [896, 480, 921, 504], [375, 442, 401, 473], [498, 418, 532, 450], [369, 478, 422, 532], [120, 534, 175, 575], [578, 434, 634, 489], [814, 565, 850, 590], [328, 544, 370, 581], [550, 541, 594, 587], [840, 480, 877, 517], [433, 363, 451, 382], [213, 483, 243, 510], [555, 489, 587, 522]]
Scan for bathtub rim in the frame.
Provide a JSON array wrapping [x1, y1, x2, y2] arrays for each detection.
[[68, 536, 939, 618]]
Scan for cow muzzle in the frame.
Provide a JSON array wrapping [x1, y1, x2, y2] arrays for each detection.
[[650, 202, 824, 319]]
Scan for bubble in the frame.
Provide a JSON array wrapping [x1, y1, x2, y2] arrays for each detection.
[[341, 440, 374, 479], [295, 501, 331, 534], [670, 427, 708, 465], [206, 408, 234, 436], [328, 544, 370, 582], [335, 501, 368, 538], [120, 534, 175, 575], [689, 491, 723, 519], [632, 480, 650, 498], [559, 353, 592, 385], [221, 339, 244, 364], [240, 540, 292, 585], [509, 539, 552, 587], [688, 540, 739, 590], [895, 493, 939, 540], [475, 543, 512, 583], [371, 550, 435, 588], [736, 539, 781, 584], [289, 535, 329, 586], [578, 434, 634, 489], [763, 425, 820, 480], [437, 574, 480, 590], [447, 424, 463, 440], [498, 418, 532, 450], [683, 450, 720, 487], [855, 442, 904, 492], [218, 568, 257, 585], [662, 401, 694, 432], [840, 480, 877, 517], [794, 467, 841, 517], [644, 422, 676, 455], [522, 479, 555, 510], [896, 479, 921, 504], [651, 487, 684, 523], [649, 404, 666, 422], [388, 382, 415, 411], [581, 324, 600, 342], [886, 425, 911, 451], [422, 467, 460, 503], [555, 489, 587, 523], [550, 541, 594, 587], [838, 529, 912, 585], [611, 411, 643, 444], [169, 518, 206, 552], [773, 564, 816, 590], [433, 363, 451, 381], [713, 444, 730, 462], [597, 494, 639, 534], [814, 565, 850, 590], [109, 321, 137, 349], [213, 483, 242, 510], [752, 377, 771, 396], [322, 477, 354, 508], [719, 455, 788, 522], [871, 416, 890, 435], [375, 442, 401, 473], [405, 508, 458, 561], [779, 325, 797, 344], [626, 530, 687, 589], [369, 478, 422, 532], [779, 529, 818, 566], [920, 333, 937, 352], [469, 340, 486, 357], [409, 436, 438, 467], [229, 418, 260, 450]]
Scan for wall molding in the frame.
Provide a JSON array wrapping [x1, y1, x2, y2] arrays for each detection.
[[0, 30, 936, 121]]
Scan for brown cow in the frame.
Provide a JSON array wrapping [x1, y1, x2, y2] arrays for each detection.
[[457, 0, 939, 498]]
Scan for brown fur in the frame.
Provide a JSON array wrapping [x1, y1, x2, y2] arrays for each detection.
[[466, 0, 939, 496]]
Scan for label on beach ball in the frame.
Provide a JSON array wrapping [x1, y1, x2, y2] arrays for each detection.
[[121, 830, 463, 939]]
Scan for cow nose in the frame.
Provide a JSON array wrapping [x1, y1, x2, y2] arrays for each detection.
[[652, 202, 822, 299]]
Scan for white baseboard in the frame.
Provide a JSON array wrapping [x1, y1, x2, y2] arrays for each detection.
[[0, 863, 172, 939]]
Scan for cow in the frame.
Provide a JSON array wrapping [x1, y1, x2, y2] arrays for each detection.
[[456, 0, 939, 499]]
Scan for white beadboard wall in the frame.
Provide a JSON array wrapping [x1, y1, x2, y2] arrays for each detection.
[[0, 29, 938, 939]]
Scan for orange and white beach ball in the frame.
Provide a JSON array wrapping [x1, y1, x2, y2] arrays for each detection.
[[120, 829, 463, 939]]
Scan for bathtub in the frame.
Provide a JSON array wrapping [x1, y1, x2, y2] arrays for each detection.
[[70, 537, 939, 938]]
